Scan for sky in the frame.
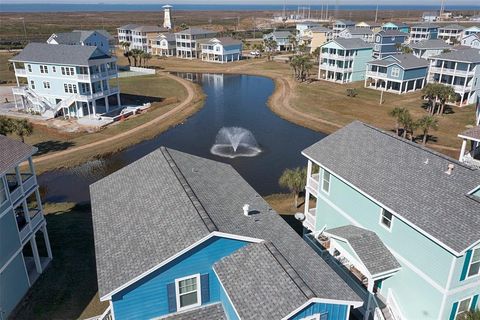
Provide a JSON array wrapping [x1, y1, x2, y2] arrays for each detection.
[[1, 0, 479, 5]]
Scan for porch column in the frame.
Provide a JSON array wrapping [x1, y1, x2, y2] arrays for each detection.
[[30, 237, 43, 274], [459, 139, 468, 161], [105, 97, 110, 113], [117, 93, 122, 107], [42, 224, 53, 259], [92, 99, 97, 116]]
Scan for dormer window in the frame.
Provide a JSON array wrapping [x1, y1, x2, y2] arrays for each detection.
[[380, 208, 393, 230]]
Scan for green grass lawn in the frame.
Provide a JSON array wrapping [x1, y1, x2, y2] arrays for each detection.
[[12, 203, 108, 320], [0, 52, 17, 82]]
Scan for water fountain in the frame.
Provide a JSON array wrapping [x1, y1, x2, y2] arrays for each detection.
[[210, 127, 262, 158]]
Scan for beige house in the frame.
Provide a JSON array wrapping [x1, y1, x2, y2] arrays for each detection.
[[307, 27, 333, 53]]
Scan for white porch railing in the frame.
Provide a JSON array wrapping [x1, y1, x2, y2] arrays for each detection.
[[304, 208, 316, 231], [16, 69, 27, 76], [366, 70, 387, 78], [83, 306, 112, 320], [306, 174, 320, 197], [462, 153, 480, 169]]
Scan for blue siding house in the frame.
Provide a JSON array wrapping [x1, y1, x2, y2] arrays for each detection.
[[200, 37, 243, 63], [263, 30, 293, 51], [301, 121, 480, 320], [381, 22, 410, 34], [372, 30, 409, 58], [0, 136, 52, 320], [365, 54, 429, 94], [90, 147, 363, 319]]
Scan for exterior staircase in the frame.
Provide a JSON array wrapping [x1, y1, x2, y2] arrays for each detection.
[[13, 86, 77, 119]]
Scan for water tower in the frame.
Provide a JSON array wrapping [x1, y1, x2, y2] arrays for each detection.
[[163, 5, 173, 29]]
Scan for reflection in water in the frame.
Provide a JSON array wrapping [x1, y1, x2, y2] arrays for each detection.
[[38, 73, 325, 203]]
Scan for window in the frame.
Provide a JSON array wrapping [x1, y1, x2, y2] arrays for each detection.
[[391, 67, 400, 78], [43, 81, 50, 89], [30, 80, 35, 90], [175, 274, 201, 311], [64, 84, 68, 93], [61, 67, 65, 75], [52, 66, 56, 72], [27, 64, 32, 72], [322, 170, 331, 193], [455, 297, 472, 319], [468, 248, 480, 278], [380, 209, 393, 230], [40, 65, 48, 73], [0, 177, 7, 205]]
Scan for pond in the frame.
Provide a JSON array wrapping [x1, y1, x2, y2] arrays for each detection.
[[38, 73, 326, 204]]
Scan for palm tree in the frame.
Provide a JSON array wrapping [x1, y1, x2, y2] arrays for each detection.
[[464, 308, 480, 320], [417, 115, 439, 145], [130, 49, 143, 67], [123, 50, 133, 66], [395, 43, 413, 54], [180, 23, 189, 30], [423, 83, 439, 115], [143, 52, 152, 67], [0, 116, 15, 135], [279, 167, 307, 208], [13, 119, 33, 142], [437, 85, 456, 115], [263, 39, 278, 60], [288, 34, 298, 52], [398, 109, 415, 140], [388, 107, 407, 136], [311, 47, 321, 63], [120, 41, 131, 54]]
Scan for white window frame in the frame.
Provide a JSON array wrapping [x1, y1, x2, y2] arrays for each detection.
[[175, 274, 201, 311], [0, 176, 8, 206], [301, 315, 321, 320], [379, 208, 394, 231], [455, 297, 472, 319], [321, 169, 331, 194], [467, 247, 480, 279], [391, 67, 400, 78], [27, 64, 32, 72], [43, 81, 50, 89]]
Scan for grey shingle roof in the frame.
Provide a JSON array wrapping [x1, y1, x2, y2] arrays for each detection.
[[335, 20, 356, 26], [376, 30, 409, 37], [430, 48, 480, 63], [157, 33, 176, 42], [412, 23, 439, 29], [439, 24, 465, 31], [91, 147, 363, 305], [458, 125, 480, 141], [368, 54, 429, 69], [324, 225, 401, 276], [311, 26, 332, 33], [213, 242, 310, 320], [176, 27, 216, 36], [266, 31, 293, 39], [0, 135, 36, 176], [210, 37, 242, 46], [303, 121, 480, 254], [117, 24, 140, 30], [162, 303, 226, 320], [344, 27, 373, 35], [132, 25, 167, 33], [51, 30, 112, 44], [330, 38, 373, 49], [409, 39, 452, 50], [10, 43, 110, 66]]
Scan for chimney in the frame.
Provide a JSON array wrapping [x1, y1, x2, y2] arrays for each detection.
[[445, 163, 455, 175], [243, 204, 250, 216]]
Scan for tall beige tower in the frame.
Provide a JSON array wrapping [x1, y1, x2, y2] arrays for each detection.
[[163, 5, 173, 29]]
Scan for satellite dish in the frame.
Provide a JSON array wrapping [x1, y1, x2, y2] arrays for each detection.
[[294, 212, 305, 221]]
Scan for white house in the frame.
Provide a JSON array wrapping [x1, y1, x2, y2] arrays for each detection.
[[47, 30, 113, 54], [10, 43, 121, 119], [150, 33, 176, 56], [117, 24, 139, 43], [438, 24, 465, 44], [199, 37, 242, 63], [463, 26, 480, 37], [409, 39, 452, 60], [409, 23, 439, 43], [461, 33, 480, 49], [338, 27, 374, 43], [131, 25, 167, 52], [175, 27, 217, 59], [422, 11, 439, 22]]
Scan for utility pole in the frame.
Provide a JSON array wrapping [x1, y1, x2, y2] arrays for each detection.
[[439, 0, 446, 21], [21, 17, 27, 44], [375, 0, 379, 23]]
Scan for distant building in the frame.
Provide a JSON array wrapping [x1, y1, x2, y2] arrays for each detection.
[[338, 27, 374, 43], [438, 24, 465, 44], [464, 26, 480, 37], [47, 30, 113, 55], [89, 147, 363, 320], [131, 25, 168, 53], [318, 38, 373, 83], [470, 15, 480, 22], [200, 37, 242, 63], [175, 27, 216, 59], [117, 24, 140, 43], [372, 30, 409, 59], [295, 21, 321, 39], [305, 27, 333, 53], [10, 43, 120, 119], [381, 22, 410, 34], [355, 21, 382, 33], [263, 30, 293, 51], [163, 5, 173, 29], [422, 11, 439, 22], [427, 48, 480, 106], [461, 33, 480, 49], [150, 33, 176, 57], [409, 39, 452, 60], [0, 136, 52, 320], [332, 19, 356, 37], [365, 54, 429, 94], [409, 23, 439, 43]]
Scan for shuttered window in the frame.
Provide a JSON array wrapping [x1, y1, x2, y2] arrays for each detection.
[[175, 274, 201, 311]]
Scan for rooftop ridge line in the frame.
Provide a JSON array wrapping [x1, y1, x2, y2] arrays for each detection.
[[263, 241, 317, 300], [160, 147, 219, 233]]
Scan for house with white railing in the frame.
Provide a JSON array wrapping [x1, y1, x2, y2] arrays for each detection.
[[438, 24, 465, 44], [150, 33, 176, 57], [302, 121, 480, 320], [131, 25, 168, 53], [10, 43, 121, 119], [199, 37, 242, 63], [175, 28, 217, 59], [427, 48, 480, 106], [409, 39, 452, 60], [117, 24, 139, 43], [409, 23, 439, 43], [0, 136, 52, 320]]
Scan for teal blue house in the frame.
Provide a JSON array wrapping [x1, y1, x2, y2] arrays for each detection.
[[318, 38, 373, 83], [365, 53, 429, 94], [90, 147, 363, 319], [381, 22, 410, 34], [0, 136, 52, 320], [301, 121, 480, 320]]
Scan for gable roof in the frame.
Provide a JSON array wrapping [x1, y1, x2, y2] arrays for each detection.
[[302, 121, 480, 255], [310, 26, 332, 33], [376, 30, 409, 37], [132, 25, 167, 33], [50, 30, 112, 45], [176, 27, 216, 35], [267, 30, 293, 39], [324, 225, 401, 276], [210, 37, 242, 46], [409, 39, 452, 50], [10, 43, 110, 66], [368, 54, 429, 69], [327, 38, 373, 49], [0, 135, 36, 176], [214, 242, 313, 319], [439, 24, 465, 31], [157, 33, 176, 42], [117, 24, 140, 30], [335, 19, 356, 26], [430, 48, 480, 63], [91, 147, 362, 304], [343, 27, 373, 35]]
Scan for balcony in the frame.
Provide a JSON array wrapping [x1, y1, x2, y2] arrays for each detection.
[[306, 173, 320, 197], [16, 68, 27, 76], [320, 64, 353, 72], [322, 52, 355, 60], [304, 208, 316, 231], [366, 70, 388, 78]]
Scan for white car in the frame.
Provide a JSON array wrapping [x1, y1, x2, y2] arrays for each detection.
[[250, 50, 261, 56]]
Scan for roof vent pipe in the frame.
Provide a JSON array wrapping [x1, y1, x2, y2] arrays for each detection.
[[243, 204, 250, 216], [445, 163, 455, 175]]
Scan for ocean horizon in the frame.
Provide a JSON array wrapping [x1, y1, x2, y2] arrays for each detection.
[[0, 3, 478, 13]]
